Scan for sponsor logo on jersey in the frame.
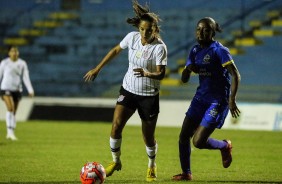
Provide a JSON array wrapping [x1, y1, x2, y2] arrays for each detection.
[[136, 51, 142, 59], [142, 50, 149, 60]]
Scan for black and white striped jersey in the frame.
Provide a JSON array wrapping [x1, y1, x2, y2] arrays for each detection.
[[120, 31, 167, 96]]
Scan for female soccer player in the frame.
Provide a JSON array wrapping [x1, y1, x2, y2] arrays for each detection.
[[0, 46, 34, 140], [172, 17, 241, 181], [84, 0, 167, 182]]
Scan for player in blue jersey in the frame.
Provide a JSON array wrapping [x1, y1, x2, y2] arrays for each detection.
[[172, 17, 241, 181]]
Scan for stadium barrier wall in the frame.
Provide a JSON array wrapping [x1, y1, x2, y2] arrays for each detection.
[[0, 97, 281, 131]]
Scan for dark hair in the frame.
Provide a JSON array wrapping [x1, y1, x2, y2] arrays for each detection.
[[8, 45, 18, 51], [198, 17, 222, 36], [126, 0, 161, 37]]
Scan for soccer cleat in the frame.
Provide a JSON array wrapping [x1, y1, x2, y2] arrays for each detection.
[[220, 140, 232, 168], [146, 166, 157, 182], [105, 161, 122, 177], [6, 134, 18, 141], [172, 173, 193, 181]]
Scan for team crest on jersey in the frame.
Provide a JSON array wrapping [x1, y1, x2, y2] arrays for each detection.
[[209, 108, 218, 118], [203, 54, 211, 63], [117, 95, 125, 102], [136, 51, 142, 59]]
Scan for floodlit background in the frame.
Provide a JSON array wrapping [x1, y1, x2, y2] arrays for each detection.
[[0, 0, 282, 129], [0, 2, 282, 183], [0, 0, 282, 102]]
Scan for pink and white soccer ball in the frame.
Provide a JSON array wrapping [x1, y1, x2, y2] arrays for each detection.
[[80, 162, 106, 184]]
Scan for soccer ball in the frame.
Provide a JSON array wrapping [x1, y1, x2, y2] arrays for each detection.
[[80, 162, 106, 184]]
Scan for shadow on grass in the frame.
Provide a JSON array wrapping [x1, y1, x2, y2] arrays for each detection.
[[107, 179, 282, 184], [1, 182, 102, 184], [0, 180, 281, 184], [180, 181, 282, 184], [0, 182, 80, 184]]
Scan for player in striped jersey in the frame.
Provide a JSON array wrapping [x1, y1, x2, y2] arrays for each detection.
[[0, 46, 34, 140], [84, 0, 167, 181], [172, 17, 241, 181]]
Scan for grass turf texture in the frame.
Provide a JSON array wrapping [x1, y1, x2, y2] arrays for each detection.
[[0, 120, 281, 184]]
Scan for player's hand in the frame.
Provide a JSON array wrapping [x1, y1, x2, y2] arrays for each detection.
[[229, 98, 240, 118], [84, 68, 99, 82], [181, 67, 191, 83], [133, 68, 147, 77], [187, 64, 199, 73], [29, 93, 34, 98]]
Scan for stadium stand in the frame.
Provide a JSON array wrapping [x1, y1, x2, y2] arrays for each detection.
[[0, 0, 281, 102]]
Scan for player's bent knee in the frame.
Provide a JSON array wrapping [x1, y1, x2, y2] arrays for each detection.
[[192, 138, 205, 149]]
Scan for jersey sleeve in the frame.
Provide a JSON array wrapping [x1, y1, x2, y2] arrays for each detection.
[[22, 61, 34, 94], [185, 46, 196, 66], [155, 44, 167, 66], [120, 32, 135, 49], [216, 46, 234, 67], [0, 60, 4, 82]]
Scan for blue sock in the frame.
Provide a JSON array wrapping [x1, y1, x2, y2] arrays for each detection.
[[206, 138, 227, 149], [179, 141, 191, 174]]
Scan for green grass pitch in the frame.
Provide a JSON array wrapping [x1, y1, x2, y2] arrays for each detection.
[[0, 120, 281, 184]]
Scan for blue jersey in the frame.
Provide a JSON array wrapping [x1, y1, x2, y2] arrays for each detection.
[[186, 41, 234, 103]]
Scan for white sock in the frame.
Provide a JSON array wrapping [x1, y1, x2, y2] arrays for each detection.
[[6, 111, 14, 135], [12, 113, 16, 129], [146, 143, 158, 168], [110, 137, 122, 163]]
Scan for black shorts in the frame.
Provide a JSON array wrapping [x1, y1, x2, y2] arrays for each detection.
[[0, 90, 22, 102], [116, 86, 159, 121]]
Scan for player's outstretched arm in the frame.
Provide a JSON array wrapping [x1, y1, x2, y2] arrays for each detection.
[[84, 44, 123, 82], [226, 63, 241, 118]]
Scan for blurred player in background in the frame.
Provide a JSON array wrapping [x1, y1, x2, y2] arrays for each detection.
[[84, 0, 167, 182], [172, 17, 241, 181], [0, 46, 34, 141]]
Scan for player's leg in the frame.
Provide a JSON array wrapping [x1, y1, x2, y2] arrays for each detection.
[[141, 117, 158, 182], [13, 93, 20, 115], [192, 125, 217, 149], [138, 94, 159, 182], [172, 116, 197, 181], [106, 104, 135, 177], [192, 102, 232, 168], [11, 92, 21, 139], [173, 97, 205, 181], [141, 117, 157, 146], [106, 87, 137, 177], [110, 104, 135, 139], [2, 94, 17, 140], [192, 125, 232, 168]]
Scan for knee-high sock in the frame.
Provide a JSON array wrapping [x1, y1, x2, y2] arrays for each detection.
[[206, 138, 227, 149], [146, 143, 158, 168], [110, 137, 122, 163], [12, 113, 16, 129], [6, 111, 15, 135], [179, 141, 192, 174]]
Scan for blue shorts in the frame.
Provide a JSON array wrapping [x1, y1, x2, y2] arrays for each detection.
[[186, 97, 229, 129]]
